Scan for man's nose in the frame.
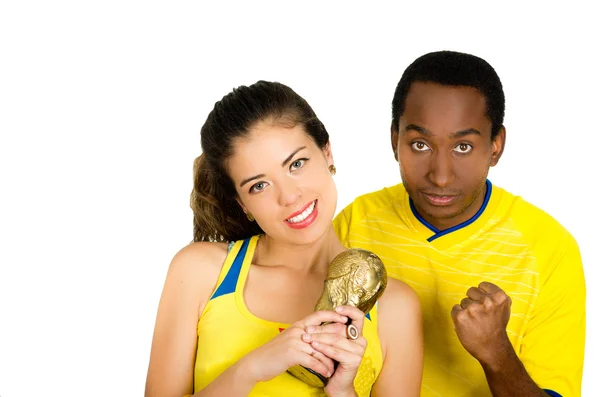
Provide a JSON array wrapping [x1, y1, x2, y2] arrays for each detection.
[[427, 151, 454, 188]]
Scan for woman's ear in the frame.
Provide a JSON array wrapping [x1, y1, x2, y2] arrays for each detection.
[[323, 141, 334, 166], [235, 197, 248, 214]]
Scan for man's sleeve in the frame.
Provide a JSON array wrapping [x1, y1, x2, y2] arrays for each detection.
[[519, 233, 586, 397], [333, 204, 353, 247]]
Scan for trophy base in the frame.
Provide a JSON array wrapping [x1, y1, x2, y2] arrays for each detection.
[[287, 364, 328, 387]]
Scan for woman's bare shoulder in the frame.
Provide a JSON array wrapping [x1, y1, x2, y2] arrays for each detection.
[[376, 278, 423, 371], [171, 241, 229, 270], [378, 278, 421, 317], [165, 241, 230, 292]]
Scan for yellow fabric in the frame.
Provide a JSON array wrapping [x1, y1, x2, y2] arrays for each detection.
[[333, 182, 585, 397], [194, 235, 383, 397]]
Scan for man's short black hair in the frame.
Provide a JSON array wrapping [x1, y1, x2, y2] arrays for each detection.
[[391, 51, 505, 139]]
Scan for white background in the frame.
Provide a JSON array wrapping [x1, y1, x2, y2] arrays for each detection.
[[1, 1, 598, 396]]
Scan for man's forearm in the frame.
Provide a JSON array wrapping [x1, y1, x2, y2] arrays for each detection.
[[480, 344, 550, 397]]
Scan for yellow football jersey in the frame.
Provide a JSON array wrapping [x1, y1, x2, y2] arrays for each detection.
[[333, 181, 585, 397], [193, 235, 383, 397]]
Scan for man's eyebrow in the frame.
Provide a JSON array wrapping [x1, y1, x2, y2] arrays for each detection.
[[404, 124, 432, 135], [450, 128, 481, 138], [404, 124, 481, 138]]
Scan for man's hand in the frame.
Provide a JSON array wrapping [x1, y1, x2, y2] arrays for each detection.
[[451, 281, 513, 369]]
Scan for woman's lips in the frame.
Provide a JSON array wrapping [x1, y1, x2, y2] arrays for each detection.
[[285, 200, 318, 229]]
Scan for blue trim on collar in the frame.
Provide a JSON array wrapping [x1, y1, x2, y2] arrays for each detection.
[[409, 179, 492, 242], [542, 390, 562, 397], [410, 198, 440, 233]]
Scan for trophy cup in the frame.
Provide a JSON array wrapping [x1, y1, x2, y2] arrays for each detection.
[[287, 248, 388, 387]]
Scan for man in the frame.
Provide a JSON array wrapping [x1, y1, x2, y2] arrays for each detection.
[[333, 51, 585, 397]]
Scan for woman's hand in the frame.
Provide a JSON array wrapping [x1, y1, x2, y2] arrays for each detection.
[[239, 310, 349, 384], [302, 306, 367, 397]]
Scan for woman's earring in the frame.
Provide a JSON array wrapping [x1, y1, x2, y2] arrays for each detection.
[[329, 164, 337, 176], [246, 213, 255, 222]]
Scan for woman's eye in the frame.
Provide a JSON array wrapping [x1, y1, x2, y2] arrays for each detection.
[[250, 181, 267, 193], [290, 158, 306, 171]]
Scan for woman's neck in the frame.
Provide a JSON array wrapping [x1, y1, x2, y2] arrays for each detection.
[[254, 226, 346, 276]]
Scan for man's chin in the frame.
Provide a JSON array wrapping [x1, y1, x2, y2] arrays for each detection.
[[417, 202, 464, 223]]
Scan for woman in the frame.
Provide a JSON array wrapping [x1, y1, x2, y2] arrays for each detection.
[[145, 81, 423, 397]]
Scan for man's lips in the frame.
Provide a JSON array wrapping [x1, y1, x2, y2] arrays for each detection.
[[422, 192, 458, 206]]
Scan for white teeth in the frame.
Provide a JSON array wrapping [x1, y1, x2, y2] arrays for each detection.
[[287, 201, 316, 223]]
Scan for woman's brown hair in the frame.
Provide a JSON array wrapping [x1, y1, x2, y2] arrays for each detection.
[[191, 81, 330, 242]]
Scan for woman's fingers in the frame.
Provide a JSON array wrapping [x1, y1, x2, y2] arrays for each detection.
[[334, 305, 365, 332], [288, 307, 370, 377], [290, 331, 335, 377], [299, 310, 348, 327], [305, 321, 347, 336], [304, 330, 367, 352], [307, 350, 335, 377], [310, 339, 365, 366]]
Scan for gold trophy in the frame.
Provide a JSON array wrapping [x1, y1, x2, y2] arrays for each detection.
[[287, 248, 388, 387]]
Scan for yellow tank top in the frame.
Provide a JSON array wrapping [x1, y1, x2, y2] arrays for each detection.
[[193, 235, 383, 397]]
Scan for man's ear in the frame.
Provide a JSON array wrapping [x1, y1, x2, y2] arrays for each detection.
[[391, 126, 399, 162], [490, 126, 506, 167]]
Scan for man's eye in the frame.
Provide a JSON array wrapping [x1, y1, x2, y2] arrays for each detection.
[[454, 143, 473, 154], [411, 142, 429, 152]]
